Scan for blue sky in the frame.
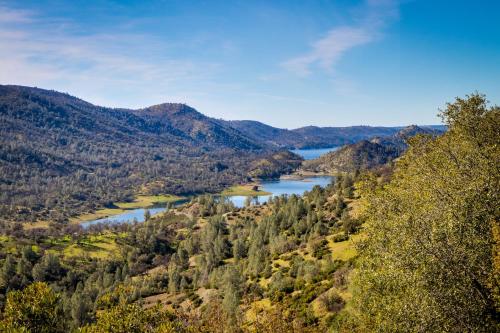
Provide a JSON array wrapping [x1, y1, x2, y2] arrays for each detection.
[[1, 0, 499, 128]]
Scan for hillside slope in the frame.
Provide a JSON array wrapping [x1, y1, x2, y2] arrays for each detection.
[[303, 125, 443, 172], [223, 121, 444, 149], [0, 85, 288, 223], [292, 125, 403, 148], [220, 120, 305, 148], [134, 104, 261, 150]]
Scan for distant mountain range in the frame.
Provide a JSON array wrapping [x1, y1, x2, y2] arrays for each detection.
[[0, 84, 444, 222], [303, 125, 444, 173], [220, 120, 445, 149]]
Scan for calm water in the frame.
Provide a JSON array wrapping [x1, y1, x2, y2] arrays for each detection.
[[227, 176, 333, 208], [81, 176, 333, 226], [81, 207, 167, 228], [291, 147, 339, 160]]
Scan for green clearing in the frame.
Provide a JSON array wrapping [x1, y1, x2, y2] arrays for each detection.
[[327, 232, 365, 261], [115, 194, 183, 208], [221, 184, 271, 196], [0, 235, 16, 254], [45, 232, 126, 259]]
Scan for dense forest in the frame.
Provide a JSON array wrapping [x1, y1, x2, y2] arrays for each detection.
[[0, 85, 302, 223], [0, 85, 417, 224], [0, 94, 498, 332]]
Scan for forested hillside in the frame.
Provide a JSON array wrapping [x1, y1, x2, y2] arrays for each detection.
[[0, 94, 497, 332], [220, 120, 306, 148], [0, 85, 299, 223], [221, 120, 440, 149], [303, 125, 442, 173], [0, 85, 447, 224]]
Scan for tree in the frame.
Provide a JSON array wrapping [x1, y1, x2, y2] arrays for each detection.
[[349, 94, 500, 332], [80, 302, 182, 333], [144, 209, 151, 221], [232, 239, 246, 261], [244, 196, 253, 207], [221, 266, 242, 325], [70, 290, 93, 328], [0, 255, 17, 290], [32, 253, 64, 282], [1, 282, 66, 332]]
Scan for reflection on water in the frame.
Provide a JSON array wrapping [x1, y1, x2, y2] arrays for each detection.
[[227, 176, 333, 208], [81, 176, 333, 227], [81, 206, 167, 228]]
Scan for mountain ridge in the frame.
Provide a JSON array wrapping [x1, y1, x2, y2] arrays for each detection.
[[302, 125, 444, 173], [0, 85, 291, 222], [0, 84, 445, 222]]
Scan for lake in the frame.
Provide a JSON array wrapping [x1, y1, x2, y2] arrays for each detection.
[[226, 176, 333, 208], [80, 206, 168, 228], [291, 147, 339, 160], [81, 176, 333, 227]]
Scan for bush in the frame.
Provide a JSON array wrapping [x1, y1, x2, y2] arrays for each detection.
[[319, 291, 345, 313], [333, 233, 349, 243]]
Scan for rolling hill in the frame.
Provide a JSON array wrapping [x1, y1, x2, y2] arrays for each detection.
[[0, 85, 444, 223], [303, 125, 443, 172], [0, 85, 293, 223], [222, 120, 445, 149]]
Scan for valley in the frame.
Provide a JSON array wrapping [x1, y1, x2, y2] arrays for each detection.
[[0, 88, 498, 332], [1, 1, 498, 331]]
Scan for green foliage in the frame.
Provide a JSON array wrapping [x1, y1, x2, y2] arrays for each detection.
[[80, 302, 180, 333], [1, 282, 66, 332], [332, 233, 349, 243], [318, 291, 345, 313], [0, 140, 365, 331], [221, 266, 243, 324], [32, 253, 65, 282], [350, 94, 500, 332]]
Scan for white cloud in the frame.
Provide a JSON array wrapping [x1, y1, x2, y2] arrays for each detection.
[[282, 0, 399, 76], [282, 26, 372, 76], [0, 5, 220, 108]]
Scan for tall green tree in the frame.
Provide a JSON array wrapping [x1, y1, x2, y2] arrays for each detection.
[[350, 94, 500, 332], [1, 282, 66, 332]]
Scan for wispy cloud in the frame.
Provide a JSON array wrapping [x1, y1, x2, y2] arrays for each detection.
[[0, 5, 33, 23], [0, 4, 220, 108], [282, 0, 399, 76]]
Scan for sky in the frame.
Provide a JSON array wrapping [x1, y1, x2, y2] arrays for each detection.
[[0, 0, 499, 128]]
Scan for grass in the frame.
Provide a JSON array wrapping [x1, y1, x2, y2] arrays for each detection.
[[44, 232, 126, 259], [272, 258, 290, 271], [0, 235, 17, 254], [23, 220, 50, 230], [0, 235, 11, 243], [72, 208, 127, 223], [327, 232, 365, 261], [221, 184, 271, 196], [142, 292, 182, 309], [246, 298, 273, 322], [115, 194, 183, 209]]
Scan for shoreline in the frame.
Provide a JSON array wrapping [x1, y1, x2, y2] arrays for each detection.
[[69, 194, 185, 225]]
